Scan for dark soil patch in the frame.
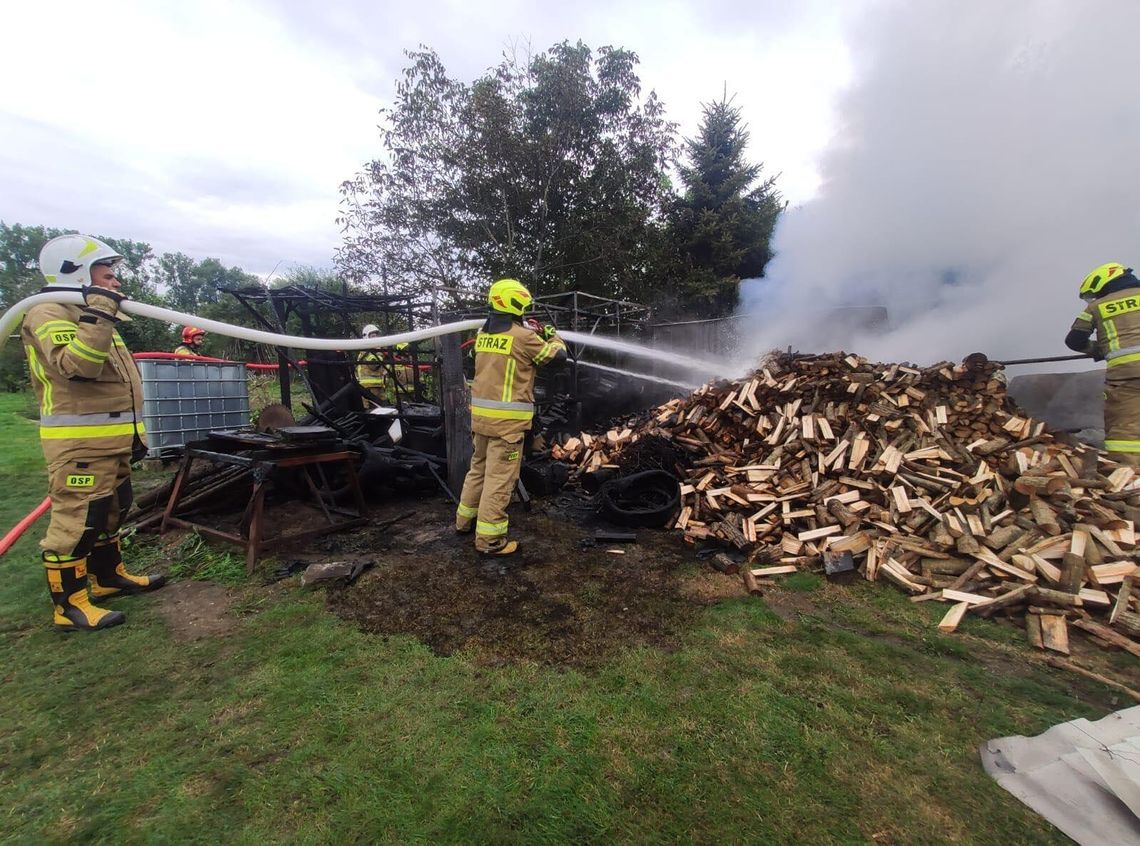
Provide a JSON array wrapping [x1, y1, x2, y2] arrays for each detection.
[[154, 581, 238, 641], [761, 586, 824, 623], [325, 498, 706, 668]]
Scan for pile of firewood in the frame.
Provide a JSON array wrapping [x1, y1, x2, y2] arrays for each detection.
[[553, 352, 1140, 659]]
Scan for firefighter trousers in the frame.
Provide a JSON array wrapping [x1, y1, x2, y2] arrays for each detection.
[[456, 432, 524, 552], [1104, 378, 1140, 469], [42, 449, 133, 560]]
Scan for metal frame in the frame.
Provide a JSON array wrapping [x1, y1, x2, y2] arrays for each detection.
[[160, 443, 367, 571], [219, 284, 431, 410]]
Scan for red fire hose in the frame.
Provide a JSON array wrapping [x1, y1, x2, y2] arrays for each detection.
[[0, 496, 51, 558], [131, 353, 431, 371], [132, 352, 307, 369]]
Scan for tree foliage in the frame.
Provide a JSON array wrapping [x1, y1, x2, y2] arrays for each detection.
[[664, 96, 784, 318], [153, 252, 257, 314], [338, 42, 678, 305], [0, 221, 266, 388]]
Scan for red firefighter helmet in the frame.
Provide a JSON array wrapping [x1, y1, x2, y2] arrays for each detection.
[[181, 326, 205, 344]]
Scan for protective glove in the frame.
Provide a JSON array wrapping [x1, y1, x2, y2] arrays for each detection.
[[1091, 349, 1106, 362], [82, 286, 126, 320], [539, 324, 557, 341]]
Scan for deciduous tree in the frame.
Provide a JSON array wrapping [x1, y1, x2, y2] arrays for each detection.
[[338, 42, 678, 306]]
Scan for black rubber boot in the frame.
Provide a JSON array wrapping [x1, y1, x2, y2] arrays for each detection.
[[45, 558, 125, 632], [88, 537, 167, 599]]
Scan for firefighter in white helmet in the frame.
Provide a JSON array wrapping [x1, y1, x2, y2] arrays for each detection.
[[21, 235, 166, 632], [455, 278, 567, 555]]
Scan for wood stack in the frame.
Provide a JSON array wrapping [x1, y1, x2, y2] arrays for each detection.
[[556, 352, 1140, 656]]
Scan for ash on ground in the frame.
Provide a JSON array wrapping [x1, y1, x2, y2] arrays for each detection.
[[318, 497, 718, 668]]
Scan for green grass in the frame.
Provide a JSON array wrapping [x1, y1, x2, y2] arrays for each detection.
[[0, 391, 1130, 844], [782, 570, 824, 592], [248, 373, 312, 419], [133, 531, 247, 586]]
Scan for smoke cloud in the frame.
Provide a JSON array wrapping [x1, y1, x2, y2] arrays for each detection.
[[738, 0, 1140, 369]]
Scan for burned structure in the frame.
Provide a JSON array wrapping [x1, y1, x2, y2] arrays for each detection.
[[130, 285, 684, 564]]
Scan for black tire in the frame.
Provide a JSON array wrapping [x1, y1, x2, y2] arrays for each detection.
[[598, 470, 680, 528]]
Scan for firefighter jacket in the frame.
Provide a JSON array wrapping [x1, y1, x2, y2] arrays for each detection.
[[470, 319, 566, 437], [356, 353, 388, 390], [21, 300, 146, 458], [173, 344, 195, 356], [1068, 281, 1140, 381]]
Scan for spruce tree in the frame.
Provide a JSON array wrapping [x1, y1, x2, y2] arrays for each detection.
[[667, 94, 783, 317]]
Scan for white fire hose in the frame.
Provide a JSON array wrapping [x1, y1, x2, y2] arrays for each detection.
[[0, 290, 720, 376]]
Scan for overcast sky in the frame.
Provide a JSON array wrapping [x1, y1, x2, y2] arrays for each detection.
[[0, 0, 857, 276]]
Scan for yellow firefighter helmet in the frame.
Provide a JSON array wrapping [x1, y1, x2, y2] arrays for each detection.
[[488, 278, 533, 316], [1080, 262, 1131, 300]]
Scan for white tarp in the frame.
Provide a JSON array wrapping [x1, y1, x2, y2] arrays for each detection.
[[981, 706, 1140, 845]]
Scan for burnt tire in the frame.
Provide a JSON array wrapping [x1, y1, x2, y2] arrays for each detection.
[[598, 470, 680, 528]]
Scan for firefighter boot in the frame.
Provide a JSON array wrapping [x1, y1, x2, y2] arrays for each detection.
[[88, 536, 167, 598], [45, 557, 125, 632], [478, 540, 519, 556]]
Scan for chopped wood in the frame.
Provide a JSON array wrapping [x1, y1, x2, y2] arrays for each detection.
[[1028, 586, 1084, 608], [1110, 576, 1134, 625], [891, 486, 912, 513], [941, 589, 992, 606], [1089, 561, 1138, 585], [938, 601, 970, 633], [751, 565, 799, 577], [564, 350, 1140, 657], [1039, 614, 1070, 654], [797, 525, 841, 542], [977, 583, 1035, 616]]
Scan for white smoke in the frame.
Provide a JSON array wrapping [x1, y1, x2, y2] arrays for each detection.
[[738, 0, 1140, 368]]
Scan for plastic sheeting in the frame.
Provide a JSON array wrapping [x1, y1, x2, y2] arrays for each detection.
[[981, 706, 1140, 845]]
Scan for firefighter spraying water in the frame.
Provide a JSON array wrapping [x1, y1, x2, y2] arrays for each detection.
[[454, 278, 568, 555]]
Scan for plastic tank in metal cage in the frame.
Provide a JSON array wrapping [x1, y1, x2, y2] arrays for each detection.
[[137, 357, 250, 457]]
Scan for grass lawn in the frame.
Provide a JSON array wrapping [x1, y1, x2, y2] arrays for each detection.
[[0, 390, 1135, 844]]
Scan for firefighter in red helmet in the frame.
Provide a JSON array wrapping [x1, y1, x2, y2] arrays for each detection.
[[174, 326, 206, 356]]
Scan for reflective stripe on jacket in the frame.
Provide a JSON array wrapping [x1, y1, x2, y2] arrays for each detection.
[[21, 300, 146, 456], [1071, 284, 1140, 378], [470, 321, 565, 437], [356, 354, 388, 389]]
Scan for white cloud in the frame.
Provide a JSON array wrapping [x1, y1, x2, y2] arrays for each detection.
[[0, 0, 855, 274]]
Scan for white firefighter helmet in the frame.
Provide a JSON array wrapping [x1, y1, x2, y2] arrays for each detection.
[[361, 324, 381, 338], [39, 235, 124, 288]]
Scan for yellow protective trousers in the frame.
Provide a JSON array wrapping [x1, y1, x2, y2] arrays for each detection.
[[1104, 378, 1140, 469], [42, 449, 133, 560], [456, 432, 524, 552]]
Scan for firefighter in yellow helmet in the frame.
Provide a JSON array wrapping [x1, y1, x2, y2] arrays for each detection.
[[392, 342, 415, 397], [455, 278, 567, 555], [1065, 262, 1140, 467], [21, 235, 166, 632], [174, 326, 206, 356]]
